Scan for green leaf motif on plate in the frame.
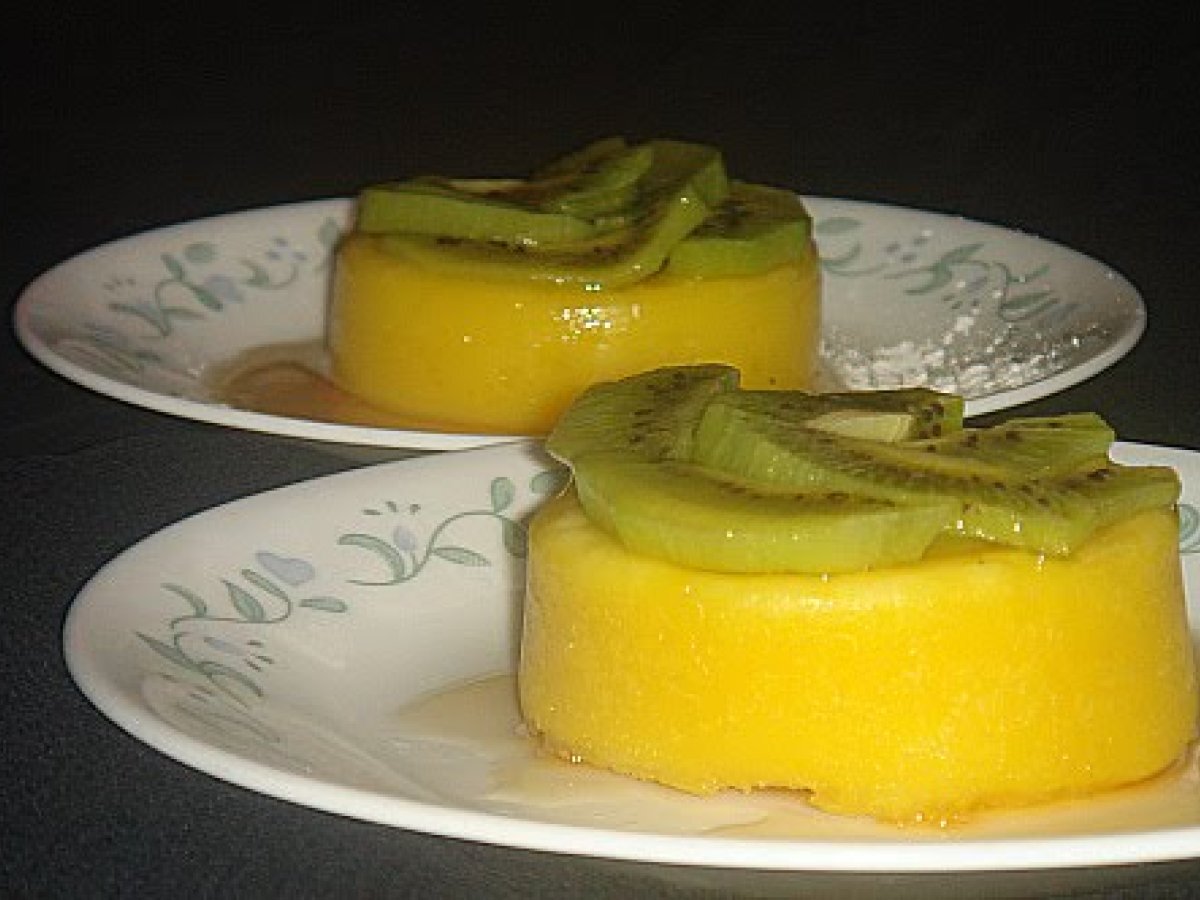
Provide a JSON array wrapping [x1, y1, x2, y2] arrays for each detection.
[[299, 597, 349, 613], [100, 219, 340, 341], [432, 546, 491, 566], [530, 465, 569, 496], [340, 472, 543, 586], [140, 548, 347, 737], [814, 216, 1070, 328], [490, 476, 516, 513], [501, 518, 528, 557], [138, 633, 193, 669], [61, 324, 166, 378], [183, 242, 218, 264], [137, 467, 556, 756], [224, 579, 268, 623]]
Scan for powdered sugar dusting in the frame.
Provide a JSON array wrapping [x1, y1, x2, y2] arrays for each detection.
[[820, 313, 1118, 400]]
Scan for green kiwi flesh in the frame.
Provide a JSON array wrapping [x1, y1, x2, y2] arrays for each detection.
[[449, 137, 656, 220], [532, 142, 655, 219], [364, 139, 729, 288], [543, 365, 1180, 573], [533, 137, 630, 180], [719, 387, 965, 440], [691, 398, 1178, 555], [665, 182, 814, 277], [571, 454, 960, 574], [356, 178, 601, 244], [372, 181, 712, 288], [351, 137, 818, 288], [545, 364, 740, 464], [902, 413, 1115, 477], [635, 140, 730, 207], [802, 410, 925, 443]]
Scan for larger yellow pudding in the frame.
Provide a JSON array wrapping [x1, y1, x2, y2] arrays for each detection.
[[521, 495, 1195, 822], [517, 368, 1196, 823], [327, 138, 821, 435]]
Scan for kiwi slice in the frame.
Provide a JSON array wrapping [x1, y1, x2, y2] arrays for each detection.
[[1064, 461, 1182, 526], [354, 137, 650, 242], [815, 389, 964, 439], [372, 185, 709, 287], [948, 460, 1179, 554], [533, 136, 631, 179], [355, 178, 601, 245], [528, 138, 655, 219], [665, 181, 814, 277], [547, 366, 963, 573], [802, 410, 925, 443], [695, 399, 1108, 482], [571, 454, 960, 574], [636, 139, 729, 207], [545, 364, 740, 464], [903, 413, 1115, 477], [546, 365, 1179, 571], [710, 387, 964, 440], [371, 141, 729, 288], [354, 138, 733, 287], [691, 401, 1178, 554]]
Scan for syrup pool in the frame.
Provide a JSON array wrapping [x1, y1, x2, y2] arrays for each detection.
[[205, 340, 462, 432]]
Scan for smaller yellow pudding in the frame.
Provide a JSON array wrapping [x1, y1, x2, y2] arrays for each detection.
[[517, 366, 1196, 823], [330, 237, 818, 434], [328, 139, 821, 435]]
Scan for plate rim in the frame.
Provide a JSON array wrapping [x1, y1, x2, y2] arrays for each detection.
[[14, 195, 1146, 449], [62, 439, 1200, 874]]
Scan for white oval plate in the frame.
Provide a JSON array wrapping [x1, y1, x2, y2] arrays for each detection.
[[16, 198, 1144, 450], [66, 440, 1200, 873]]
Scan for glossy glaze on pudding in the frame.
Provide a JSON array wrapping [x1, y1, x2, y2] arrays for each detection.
[[329, 234, 820, 435]]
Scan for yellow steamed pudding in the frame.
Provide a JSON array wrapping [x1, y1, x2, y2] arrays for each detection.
[[522, 497, 1194, 823], [330, 239, 817, 434], [517, 366, 1198, 823], [328, 138, 820, 435]]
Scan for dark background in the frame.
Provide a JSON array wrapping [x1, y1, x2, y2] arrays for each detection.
[[3, 6, 1200, 898]]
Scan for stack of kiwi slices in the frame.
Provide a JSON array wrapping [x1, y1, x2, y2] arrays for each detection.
[[352, 137, 812, 287], [545, 365, 1182, 574]]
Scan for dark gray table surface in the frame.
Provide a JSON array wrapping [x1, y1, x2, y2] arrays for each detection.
[[4, 7, 1200, 898]]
